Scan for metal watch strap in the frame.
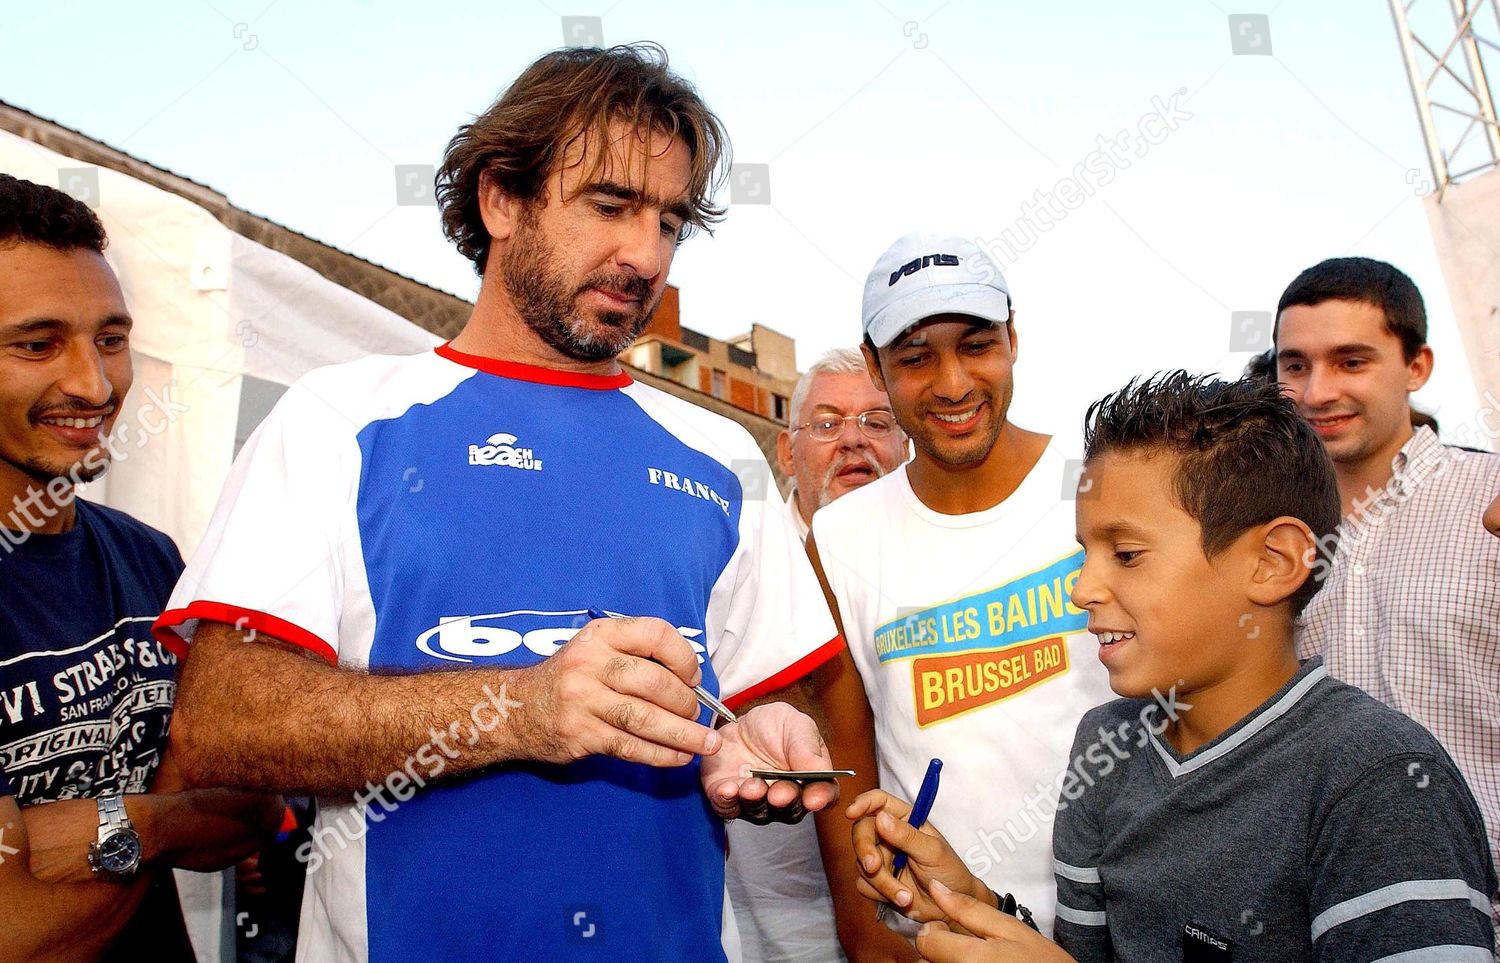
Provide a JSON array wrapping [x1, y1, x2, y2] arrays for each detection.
[[98, 794, 130, 836]]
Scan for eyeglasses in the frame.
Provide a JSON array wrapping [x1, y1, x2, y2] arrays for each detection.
[[791, 409, 898, 442]]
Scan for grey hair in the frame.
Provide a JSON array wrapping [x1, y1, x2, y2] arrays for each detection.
[[788, 347, 873, 426]]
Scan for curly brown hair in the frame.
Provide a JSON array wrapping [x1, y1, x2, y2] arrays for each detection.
[[436, 43, 729, 275], [0, 174, 107, 253]]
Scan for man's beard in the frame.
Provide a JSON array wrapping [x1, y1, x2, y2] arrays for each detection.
[[13, 454, 109, 485], [7, 401, 116, 487], [815, 449, 891, 509], [501, 210, 657, 362], [909, 392, 1008, 469]]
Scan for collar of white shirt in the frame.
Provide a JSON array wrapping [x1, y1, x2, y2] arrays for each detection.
[[784, 486, 810, 544], [1390, 425, 1447, 489]]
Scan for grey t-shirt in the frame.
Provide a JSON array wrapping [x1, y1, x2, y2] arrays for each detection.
[[1052, 658, 1497, 962]]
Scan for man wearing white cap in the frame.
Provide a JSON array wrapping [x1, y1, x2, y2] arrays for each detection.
[[808, 233, 1113, 943]]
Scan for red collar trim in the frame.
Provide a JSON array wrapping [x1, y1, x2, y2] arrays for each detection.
[[435, 343, 632, 389]]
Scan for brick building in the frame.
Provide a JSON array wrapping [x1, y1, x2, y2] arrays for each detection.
[[626, 292, 799, 426]]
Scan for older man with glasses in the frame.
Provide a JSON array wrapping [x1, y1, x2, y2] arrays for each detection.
[[775, 348, 909, 542], [727, 347, 908, 962]]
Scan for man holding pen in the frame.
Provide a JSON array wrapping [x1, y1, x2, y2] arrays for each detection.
[[157, 45, 841, 961]]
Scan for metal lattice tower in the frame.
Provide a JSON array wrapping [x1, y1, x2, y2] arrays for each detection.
[[1389, 0, 1500, 198]]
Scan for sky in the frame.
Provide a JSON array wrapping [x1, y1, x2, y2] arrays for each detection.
[[2, 0, 1492, 455]]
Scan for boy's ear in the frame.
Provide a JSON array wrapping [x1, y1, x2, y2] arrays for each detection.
[[1245, 517, 1317, 607]]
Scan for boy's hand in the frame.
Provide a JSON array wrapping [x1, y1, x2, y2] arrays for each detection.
[[916, 881, 1077, 962], [847, 789, 986, 923]]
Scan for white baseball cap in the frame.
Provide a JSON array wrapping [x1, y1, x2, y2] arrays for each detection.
[[861, 232, 1011, 348]]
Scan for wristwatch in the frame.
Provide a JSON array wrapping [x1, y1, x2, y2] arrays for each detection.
[[981, 882, 1040, 931], [86, 795, 143, 880], [997, 890, 1039, 931]]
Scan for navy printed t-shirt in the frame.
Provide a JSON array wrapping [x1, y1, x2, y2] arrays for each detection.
[[0, 498, 183, 805]]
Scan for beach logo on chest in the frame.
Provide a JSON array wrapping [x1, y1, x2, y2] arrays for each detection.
[[468, 432, 543, 471], [415, 609, 707, 665]]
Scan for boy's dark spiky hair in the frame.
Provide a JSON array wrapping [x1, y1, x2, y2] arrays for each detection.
[[1082, 370, 1340, 615]]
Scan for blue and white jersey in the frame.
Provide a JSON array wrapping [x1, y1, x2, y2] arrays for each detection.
[[156, 344, 840, 963]]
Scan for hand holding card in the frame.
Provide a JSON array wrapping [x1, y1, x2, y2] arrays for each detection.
[[744, 768, 855, 782]]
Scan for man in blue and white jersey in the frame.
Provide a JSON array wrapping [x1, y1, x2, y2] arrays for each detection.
[[156, 44, 843, 962]]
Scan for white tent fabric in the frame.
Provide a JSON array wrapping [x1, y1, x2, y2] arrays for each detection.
[[1, 130, 441, 556], [1, 127, 440, 961], [1425, 167, 1500, 444]]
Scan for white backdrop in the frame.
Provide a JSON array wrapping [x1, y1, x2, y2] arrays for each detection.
[[1426, 167, 1500, 450], [1, 127, 441, 557]]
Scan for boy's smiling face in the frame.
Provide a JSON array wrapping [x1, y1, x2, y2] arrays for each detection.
[[1070, 449, 1262, 699]]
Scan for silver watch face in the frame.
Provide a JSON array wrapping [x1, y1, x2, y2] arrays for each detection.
[[95, 829, 142, 874]]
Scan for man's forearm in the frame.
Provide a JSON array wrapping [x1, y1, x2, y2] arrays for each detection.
[[734, 675, 825, 731], [23, 789, 282, 884], [801, 535, 919, 959], [809, 649, 920, 962], [5, 876, 154, 963], [0, 798, 153, 963], [173, 623, 530, 795]]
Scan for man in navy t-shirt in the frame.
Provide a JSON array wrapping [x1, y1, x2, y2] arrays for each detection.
[[0, 174, 284, 961], [1, 498, 183, 806]]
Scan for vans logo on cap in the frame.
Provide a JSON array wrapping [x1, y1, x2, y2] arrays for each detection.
[[888, 253, 961, 286], [468, 432, 543, 471]]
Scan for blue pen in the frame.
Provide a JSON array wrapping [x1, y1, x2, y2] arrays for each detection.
[[892, 758, 943, 875], [585, 608, 737, 725], [878, 757, 943, 922]]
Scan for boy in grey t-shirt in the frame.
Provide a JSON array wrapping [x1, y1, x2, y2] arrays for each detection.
[[846, 372, 1497, 962]]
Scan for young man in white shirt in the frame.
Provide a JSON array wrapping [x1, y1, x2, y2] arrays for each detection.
[[1277, 256, 1500, 907], [809, 233, 1113, 945]]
